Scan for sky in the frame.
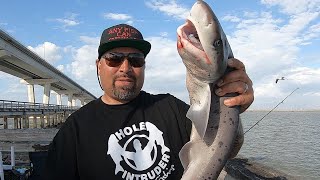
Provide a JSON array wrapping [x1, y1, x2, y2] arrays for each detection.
[[0, 0, 319, 111]]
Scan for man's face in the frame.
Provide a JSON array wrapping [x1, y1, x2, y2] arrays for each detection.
[[96, 47, 145, 104]]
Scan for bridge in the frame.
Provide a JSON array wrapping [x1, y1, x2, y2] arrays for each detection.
[[0, 29, 98, 170], [0, 29, 99, 178], [0, 29, 96, 106], [0, 28, 97, 130]]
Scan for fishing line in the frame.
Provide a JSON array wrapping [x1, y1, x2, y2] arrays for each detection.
[[244, 87, 300, 135]]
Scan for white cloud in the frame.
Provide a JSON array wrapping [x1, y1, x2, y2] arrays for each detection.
[[126, 20, 134, 25], [66, 36, 102, 96], [303, 23, 320, 42], [284, 67, 320, 85], [279, 12, 319, 43], [304, 92, 320, 96], [103, 13, 133, 21], [143, 36, 189, 102], [56, 18, 79, 27], [53, 13, 81, 31], [56, 64, 65, 72], [70, 45, 97, 79], [145, 0, 189, 20], [79, 36, 100, 45], [63, 45, 74, 53], [0, 73, 28, 102], [102, 13, 135, 25], [223, 2, 320, 110], [261, 0, 320, 15], [27, 42, 62, 64], [0, 71, 12, 79], [159, 32, 169, 37], [222, 15, 241, 23]]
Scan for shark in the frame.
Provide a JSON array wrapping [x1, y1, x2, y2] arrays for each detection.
[[177, 0, 244, 179]]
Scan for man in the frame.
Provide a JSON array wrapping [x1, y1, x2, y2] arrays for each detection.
[[43, 24, 254, 180]]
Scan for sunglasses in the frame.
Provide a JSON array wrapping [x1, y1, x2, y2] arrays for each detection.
[[101, 52, 145, 67]]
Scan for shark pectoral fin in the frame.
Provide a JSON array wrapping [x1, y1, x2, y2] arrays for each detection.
[[179, 140, 208, 171], [179, 142, 193, 170], [186, 83, 211, 139]]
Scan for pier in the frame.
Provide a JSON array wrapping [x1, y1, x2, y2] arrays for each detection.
[[0, 99, 77, 129], [0, 100, 74, 179], [0, 99, 77, 162], [0, 99, 77, 152]]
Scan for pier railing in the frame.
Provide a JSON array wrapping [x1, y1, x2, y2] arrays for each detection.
[[0, 100, 78, 115], [0, 100, 79, 129]]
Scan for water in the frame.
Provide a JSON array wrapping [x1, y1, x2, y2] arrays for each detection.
[[239, 111, 320, 180]]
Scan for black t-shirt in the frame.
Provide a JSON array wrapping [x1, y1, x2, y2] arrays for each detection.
[[43, 91, 192, 180]]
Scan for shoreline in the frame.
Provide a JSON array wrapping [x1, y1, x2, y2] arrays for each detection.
[[245, 109, 320, 112]]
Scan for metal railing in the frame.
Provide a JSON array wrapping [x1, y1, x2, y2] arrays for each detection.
[[0, 99, 79, 112]]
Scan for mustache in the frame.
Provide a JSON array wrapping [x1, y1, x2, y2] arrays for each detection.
[[113, 74, 136, 81]]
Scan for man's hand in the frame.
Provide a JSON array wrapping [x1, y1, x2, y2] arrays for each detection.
[[215, 58, 254, 113]]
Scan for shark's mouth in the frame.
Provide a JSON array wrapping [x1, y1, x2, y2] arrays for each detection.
[[180, 20, 204, 51]]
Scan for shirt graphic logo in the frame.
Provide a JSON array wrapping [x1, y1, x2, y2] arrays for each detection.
[[107, 122, 175, 179]]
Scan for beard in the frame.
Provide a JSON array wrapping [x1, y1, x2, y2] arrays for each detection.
[[112, 74, 138, 101]]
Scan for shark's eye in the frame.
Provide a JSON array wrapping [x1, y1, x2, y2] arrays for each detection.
[[213, 39, 222, 47]]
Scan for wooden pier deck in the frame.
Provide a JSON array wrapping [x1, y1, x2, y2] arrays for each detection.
[[0, 128, 58, 164], [0, 128, 58, 152]]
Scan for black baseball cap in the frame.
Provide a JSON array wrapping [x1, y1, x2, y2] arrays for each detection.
[[98, 24, 151, 59]]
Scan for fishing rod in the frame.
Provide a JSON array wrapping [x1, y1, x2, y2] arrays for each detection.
[[244, 87, 300, 135]]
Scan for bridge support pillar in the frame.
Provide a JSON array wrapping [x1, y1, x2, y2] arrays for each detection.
[[43, 83, 51, 105], [52, 115, 55, 126], [32, 116, 37, 128], [68, 93, 73, 106], [80, 99, 86, 107], [56, 113, 61, 126], [40, 115, 45, 128], [56, 93, 62, 105], [28, 116, 35, 128], [64, 113, 67, 122], [13, 117, 18, 129], [21, 79, 58, 105], [61, 113, 65, 123], [46, 115, 51, 127], [22, 116, 29, 129], [3, 116, 8, 129], [27, 84, 35, 103], [49, 115, 53, 127], [72, 99, 76, 106]]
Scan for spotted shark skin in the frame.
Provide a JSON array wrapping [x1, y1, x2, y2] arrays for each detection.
[[177, 1, 244, 179]]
